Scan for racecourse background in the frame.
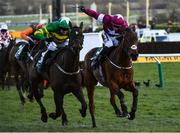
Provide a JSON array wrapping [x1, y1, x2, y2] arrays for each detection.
[[0, 62, 180, 132]]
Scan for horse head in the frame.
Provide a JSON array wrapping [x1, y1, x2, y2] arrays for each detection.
[[68, 22, 84, 52], [121, 28, 139, 61], [54, 22, 84, 73]]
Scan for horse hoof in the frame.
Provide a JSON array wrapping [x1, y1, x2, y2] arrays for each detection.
[[21, 100, 26, 105], [79, 109, 86, 117], [62, 120, 68, 126], [27, 95, 34, 102], [116, 113, 122, 117], [49, 112, 57, 120], [128, 112, 135, 120], [92, 124, 97, 128], [41, 114, 48, 122], [120, 112, 129, 118], [115, 111, 122, 117]]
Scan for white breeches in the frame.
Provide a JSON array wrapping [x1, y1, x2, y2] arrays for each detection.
[[101, 31, 119, 48], [47, 40, 69, 51]]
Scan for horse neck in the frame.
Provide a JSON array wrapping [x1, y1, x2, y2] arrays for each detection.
[[56, 48, 80, 72], [112, 42, 132, 67], [7, 40, 14, 52]]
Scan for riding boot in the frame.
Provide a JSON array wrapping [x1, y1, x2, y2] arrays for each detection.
[[92, 46, 109, 69], [36, 49, 51, 73], [15, 44, 28, 60], [98, 46, 110, 63]]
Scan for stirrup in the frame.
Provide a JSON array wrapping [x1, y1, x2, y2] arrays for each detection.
[[15, 54, 20, 60], [92, 60, 100, 69], [15, 50, 22, 59], [36, 61, 43, 73], [37, 66, 43, 73]]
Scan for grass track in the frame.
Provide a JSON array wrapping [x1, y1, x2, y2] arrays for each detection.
[[0, 63, 180, 132]]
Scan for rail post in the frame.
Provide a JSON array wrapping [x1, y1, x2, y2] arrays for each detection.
[[154, 57, 164, 88]]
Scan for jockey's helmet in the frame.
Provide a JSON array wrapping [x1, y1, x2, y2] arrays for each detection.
[[36, 19, 47, 29], [58, 17, 71, 30], [111, 14, 129, 29], [1, 24, 8, 31], [39, 19, 48, 25], [36, 24, 45, 29]]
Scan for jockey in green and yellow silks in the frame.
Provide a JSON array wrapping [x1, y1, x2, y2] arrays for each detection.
[[34, 17, 71, 73], [34, 18, 71, 44]]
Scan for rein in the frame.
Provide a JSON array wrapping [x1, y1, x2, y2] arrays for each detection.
[[52, 24, 84, 76], [107, 30, 134, 70], [107, 57, 132, 70], [54, 63, 80, 75]]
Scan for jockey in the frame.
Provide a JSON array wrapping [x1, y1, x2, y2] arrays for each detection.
[[15, 22, 46, 60], [34, 17, 71, 73], [79, 6, 129, 67], [0, 23, 12, 48]]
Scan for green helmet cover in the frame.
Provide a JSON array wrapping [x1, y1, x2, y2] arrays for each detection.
[[58, 17, 71, 29]]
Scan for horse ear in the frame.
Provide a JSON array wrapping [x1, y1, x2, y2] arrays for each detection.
[[80, 22, 83, 29], [125, 27, 132, 32]]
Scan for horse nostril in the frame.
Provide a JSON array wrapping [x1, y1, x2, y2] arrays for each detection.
[[131, 54, 138, 61]]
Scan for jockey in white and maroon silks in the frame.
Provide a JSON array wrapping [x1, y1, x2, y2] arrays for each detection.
[[0, 24, 12, 48], [79, 6, 129, 67]]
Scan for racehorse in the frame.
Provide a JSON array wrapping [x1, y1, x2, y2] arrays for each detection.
[[9, 40, 34, 104], [83, 28, 139, 127], [29, 22, 87, 126], [0, 39, 14, 90]]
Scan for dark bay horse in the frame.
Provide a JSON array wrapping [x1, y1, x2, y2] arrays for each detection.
[[0, 39, 14, 90], [83, 28, 139, 127], [9, 40, 33, 104], [29, 22, 87, 126]]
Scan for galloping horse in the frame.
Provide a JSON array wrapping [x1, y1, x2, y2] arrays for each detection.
[[29, 22, 87, 126], [0, 39, 14, 90], [9, 40, 33, 104], [83, 28, 139, 127]]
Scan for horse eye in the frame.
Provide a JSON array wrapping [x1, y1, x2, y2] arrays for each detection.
[[131, 45, 137, 50]]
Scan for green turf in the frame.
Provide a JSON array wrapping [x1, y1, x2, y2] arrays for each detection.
[[0, 63, 180, 132]]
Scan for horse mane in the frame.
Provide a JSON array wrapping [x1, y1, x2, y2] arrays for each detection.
[[123, 29, 138, 45]]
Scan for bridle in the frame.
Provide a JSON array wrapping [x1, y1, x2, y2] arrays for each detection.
[[106, 29, 137, 70], [54, 25, 84, 75]]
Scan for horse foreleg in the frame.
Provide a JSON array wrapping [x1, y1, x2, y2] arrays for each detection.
[[14, 74, 26, 105], [49, 92, 68, 126], [129, 85, 138, 120], [49, 92, 63, 121], [109, 90, 121, 117], [87, 86, 96, 128], [32, 82, 48, 122], [61, 109, 68, 126], [116, 90, 129, 118], [27, 83, 34, 102], [5, 72, 10, 90], [72, 88, 87, 118], [0, 74, 5, 90]]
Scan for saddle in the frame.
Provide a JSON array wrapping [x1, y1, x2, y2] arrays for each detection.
[[34, 46, 67, 71], [90, 48, 105, 85], [90, 47, 116, 86], [15, 42, 29, 61], [45, 47, 68, 66]]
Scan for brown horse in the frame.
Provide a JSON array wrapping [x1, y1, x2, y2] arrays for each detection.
[[0, 39, 15, 90], [83, 28, 139, 127], [29, 22, 87, 126], [8, 40, 38, 104], [9, 41, 29, 104]]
